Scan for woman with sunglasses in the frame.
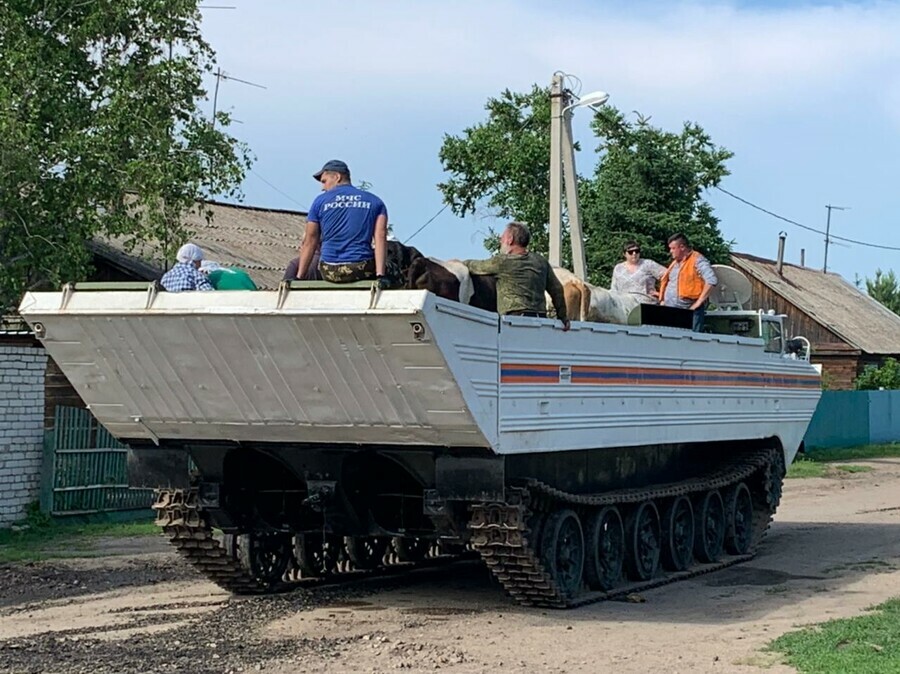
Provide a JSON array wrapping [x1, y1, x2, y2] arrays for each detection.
[[610, 241, 666, 303]]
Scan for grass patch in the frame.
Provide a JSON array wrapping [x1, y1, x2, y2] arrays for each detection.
[[835, 465, 873, 474], [787, 459, 874, 479], [786, 443, 896, 479], [768, 598, 900, 674], [804, 443, 900, 462], [787, 458, 828, 479], [0, 509, 157, 563]]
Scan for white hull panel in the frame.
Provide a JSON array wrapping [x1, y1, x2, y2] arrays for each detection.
[[19, 289, 821, 462], [496, 316, 820, 465]]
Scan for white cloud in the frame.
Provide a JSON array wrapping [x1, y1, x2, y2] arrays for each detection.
[[200, 2, 900, 281], [206, 1, 900, 111]]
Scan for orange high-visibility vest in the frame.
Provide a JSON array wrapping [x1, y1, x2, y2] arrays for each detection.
[[659, 251, 705, 302]]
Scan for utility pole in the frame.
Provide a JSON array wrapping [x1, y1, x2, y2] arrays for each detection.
[[548, 74, 565, 271], [548, 74, 594, 279], [823, 204, 849, 273]]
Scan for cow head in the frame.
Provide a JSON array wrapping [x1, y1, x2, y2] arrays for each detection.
[[387, 241, 424, 284]]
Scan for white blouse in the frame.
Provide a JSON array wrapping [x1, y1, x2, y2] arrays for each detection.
[[610, 258, 666, 303]]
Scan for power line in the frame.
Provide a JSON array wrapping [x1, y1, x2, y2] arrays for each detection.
[[404, 204, 449, 244], [715, 186, 900, 252], [246, 173, 451, 246], [249, 168, 307, 209]]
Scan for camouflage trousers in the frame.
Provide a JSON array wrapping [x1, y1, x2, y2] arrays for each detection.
[[318, 258, 376, 283], [318, 256, 404, 287]]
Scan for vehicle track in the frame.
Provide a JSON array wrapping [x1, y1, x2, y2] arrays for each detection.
[[153, 489, 471, 594], [154, 447, 783, 609], [470, 447, 781, 608]]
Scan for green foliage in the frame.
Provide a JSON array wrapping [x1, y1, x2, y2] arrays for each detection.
[[0, 0, 252, 310], [437, 85, 733, 285], [22, 501, 52, 529], [866, 269, 900, 316], [438, 86, 553, 254], [768, 598, 900, 673], [581, 109, 734, 286], [853, 357, 900, 390]]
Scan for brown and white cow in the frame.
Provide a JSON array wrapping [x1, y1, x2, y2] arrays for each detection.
[[546, 268, 643, 324], [582, 284, 642, 324], [546, 267, 592, 322], [407, 257, 497, 312]]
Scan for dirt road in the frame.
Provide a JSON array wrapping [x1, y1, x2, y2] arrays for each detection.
[[1, 460, 899, 674]]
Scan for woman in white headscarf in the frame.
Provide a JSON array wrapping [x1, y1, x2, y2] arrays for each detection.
[[160, 243, 214, 292]]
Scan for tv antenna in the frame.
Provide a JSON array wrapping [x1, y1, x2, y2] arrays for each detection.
[[211, 68, 266, 129]]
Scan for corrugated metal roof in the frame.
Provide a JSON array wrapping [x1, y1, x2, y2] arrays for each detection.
[[731, 252, 900, 355], [0, 314, 33, 335], [95, 200, 306, 289]]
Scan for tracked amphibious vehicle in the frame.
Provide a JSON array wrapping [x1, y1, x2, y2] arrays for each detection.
[[19, 269, 820, 608]]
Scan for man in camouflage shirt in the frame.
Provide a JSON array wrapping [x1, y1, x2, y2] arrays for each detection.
[[464, 222, 570, 331]]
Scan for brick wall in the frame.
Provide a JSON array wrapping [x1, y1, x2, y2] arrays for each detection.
[[0, 344, 48, 527]]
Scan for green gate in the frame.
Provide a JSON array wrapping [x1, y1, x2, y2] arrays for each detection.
[[41, 406, 155, 517]]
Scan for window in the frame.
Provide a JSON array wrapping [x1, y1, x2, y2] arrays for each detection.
[[761, 318, 783, 353]]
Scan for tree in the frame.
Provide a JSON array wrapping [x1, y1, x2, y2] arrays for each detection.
[[438, 86, 553, 254], [866, 269, 900, 316], [580, 109, 733, 286], [0, 0, 252, 310], [438, 85, 733, 286], [854, 357, 900, 390]]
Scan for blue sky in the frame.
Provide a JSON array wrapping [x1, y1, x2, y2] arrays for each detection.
[[200, 0, 900, 286]]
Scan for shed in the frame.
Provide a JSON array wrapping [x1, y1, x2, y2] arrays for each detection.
[[731, 252, 900, 389]]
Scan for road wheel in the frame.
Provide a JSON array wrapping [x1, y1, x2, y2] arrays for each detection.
[[661, 496, 694, 572], [584, 506, 624, 591], [393, 536, 430, 562], [626, 501, 661, 581], [345, 536, 389, 570], [694, 490, 726, 563], [224, 532, 292, 588], [540, 509, 585, 598], [293, 533, 342, 576], [724, 483, 754, 555]]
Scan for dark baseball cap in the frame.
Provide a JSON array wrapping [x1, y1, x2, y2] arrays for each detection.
[[313, 159, 350, 181]]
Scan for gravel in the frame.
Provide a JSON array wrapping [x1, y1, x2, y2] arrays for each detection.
[[0, 549, 477, 674]]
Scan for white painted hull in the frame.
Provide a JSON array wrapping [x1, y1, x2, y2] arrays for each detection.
[[19, 289, 821, 465]]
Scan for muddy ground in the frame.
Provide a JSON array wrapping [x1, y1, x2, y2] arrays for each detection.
[[1, 459, 899, 674]]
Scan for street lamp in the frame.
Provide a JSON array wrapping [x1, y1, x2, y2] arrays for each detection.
[[564, 90, 610, 112], [549, 75, 610, 280]]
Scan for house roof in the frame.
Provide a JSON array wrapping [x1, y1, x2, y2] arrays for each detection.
[[93, 200, 306, 289], [731, 252, 900, 355], [0, 315, 32, 335]]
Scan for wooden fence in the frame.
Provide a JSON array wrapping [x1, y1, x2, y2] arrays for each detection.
[[41, 406, 154, 516], [804, 390, 900, 450]]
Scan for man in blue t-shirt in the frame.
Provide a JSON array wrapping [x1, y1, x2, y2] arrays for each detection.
[[295, 159, 389, 286]]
